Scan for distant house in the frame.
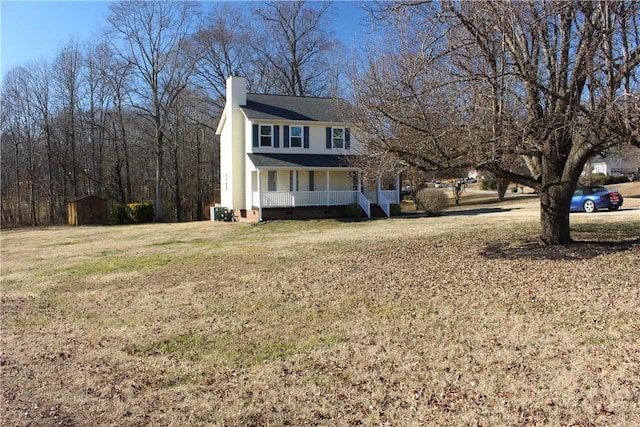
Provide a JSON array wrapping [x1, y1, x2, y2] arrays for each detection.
[[591, 156, 639, 178], [215, 76, 399, 221], [68, 195, 107, 226]]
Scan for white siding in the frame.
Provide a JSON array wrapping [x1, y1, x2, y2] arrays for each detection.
[[219, 76, 248, 210]]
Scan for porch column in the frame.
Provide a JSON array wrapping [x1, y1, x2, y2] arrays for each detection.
[[293, 170, 298, 207], [326, 170, 330, 206], [257, 169, 263, 222], [357, 173, 362, 192], [395, 174, 401, 204]]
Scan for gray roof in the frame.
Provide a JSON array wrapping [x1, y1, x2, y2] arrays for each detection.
[[248, 153, 356, 169], [241, 94, 351, 123]]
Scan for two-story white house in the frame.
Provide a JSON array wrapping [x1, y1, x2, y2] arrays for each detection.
[[215, 75, 399, 221]]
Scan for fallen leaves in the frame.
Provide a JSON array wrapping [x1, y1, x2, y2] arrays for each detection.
[[1, 214, 639, 425]]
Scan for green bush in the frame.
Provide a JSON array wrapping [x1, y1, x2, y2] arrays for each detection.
[[111, 203, 130, 224], [110, 202, 154, 224], [390, 203, 402, 216], [414, 188, 448, 216], [583, 174, 629, 186], [602, 175, 630, 185], [480, 179, 497, 190], [344, 203, 363, 218], [128, 202, 154, 223], [588, 173, 606, 185]]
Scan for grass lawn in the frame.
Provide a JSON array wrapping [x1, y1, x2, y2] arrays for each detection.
[[1, 196, 639, 425]]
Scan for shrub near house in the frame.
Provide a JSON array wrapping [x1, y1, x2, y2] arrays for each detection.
[[414, 188, 448, 216]]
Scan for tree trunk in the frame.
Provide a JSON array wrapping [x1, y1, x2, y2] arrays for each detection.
[[537, 129, 586, 246], [155, 135, 164, 222], [195, 132, 203, 221], [174, 144, 181, 223], [538, 181, 573, 246], [155, 111, 164, 222], [497, 178, 510, 201], [45, 126, 56, 224], [14, 140, 22, 224], [115, 101, 132, 204]]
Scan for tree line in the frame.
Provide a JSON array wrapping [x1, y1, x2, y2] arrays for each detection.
[[2, 0, 638, 245], [1, 1, 342, 226]]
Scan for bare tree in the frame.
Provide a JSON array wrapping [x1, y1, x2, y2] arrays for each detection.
[[83, 41, 115, 199], [252, 1, 337, 96], [28, 59, 60, 224], [193, 2, 252, 106], [453, 1, 639, 244], [104, 0, 201, 221], [51, 38, 84, 199], [95, 42, 135, 204], [1, 65, 47, 225], [353, 1, 640, 245], [349, 14, 472, 181]]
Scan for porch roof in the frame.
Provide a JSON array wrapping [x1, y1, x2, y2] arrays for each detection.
[[248, 153, 357, 169]]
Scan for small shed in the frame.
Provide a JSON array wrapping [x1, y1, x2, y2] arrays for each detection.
[[68, 195, 107, 226]]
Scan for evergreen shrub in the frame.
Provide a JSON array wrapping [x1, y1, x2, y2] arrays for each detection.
[[128, 203, 154, 223], [110, 202, 154, 224]]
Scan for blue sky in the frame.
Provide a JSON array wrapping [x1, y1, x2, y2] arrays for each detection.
[[0, 1, 369, 80]]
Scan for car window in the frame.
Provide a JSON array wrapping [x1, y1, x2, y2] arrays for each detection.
[[573, 189, 583, 197]]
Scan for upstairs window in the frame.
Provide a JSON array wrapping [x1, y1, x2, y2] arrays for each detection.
[[290, 126, 303, 148], [332, 127, 345, 149], [326, 127, 350, 149], [260, 125, 273, 147]]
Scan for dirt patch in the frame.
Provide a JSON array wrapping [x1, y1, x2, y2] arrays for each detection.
[[2, 202, 639, 425]]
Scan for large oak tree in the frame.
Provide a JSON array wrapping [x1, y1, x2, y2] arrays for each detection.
[[352, 1, 639, 245]]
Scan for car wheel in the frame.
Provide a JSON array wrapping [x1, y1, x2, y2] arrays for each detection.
[[583, 200, 596, 213]]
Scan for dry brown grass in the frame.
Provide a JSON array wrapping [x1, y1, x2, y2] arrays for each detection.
[[2, 196, 639, 426]]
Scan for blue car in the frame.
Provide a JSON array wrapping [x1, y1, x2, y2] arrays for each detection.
[[570, 186, 623, 213]]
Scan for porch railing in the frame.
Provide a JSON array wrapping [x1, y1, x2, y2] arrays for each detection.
[[252, 189, 397, 217], [378, 191, 390, 217], [357, 191, 371, 218], [253, 190, 358, 208], [329, 191, 359, 206], [379, 190, 398, 205]]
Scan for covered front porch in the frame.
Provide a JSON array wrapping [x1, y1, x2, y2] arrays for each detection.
[[247, 153, 399, 221]]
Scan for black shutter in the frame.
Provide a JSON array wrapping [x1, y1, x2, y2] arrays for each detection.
[[326, 127, 332, 149], [304, 126, 310, 149], [273, 125, 280, 148], [345, 128, 351, 149], [252, 124, 259, 147], [283, 126, 290, 148]]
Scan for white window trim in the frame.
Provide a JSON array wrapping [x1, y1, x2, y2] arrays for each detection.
[[290, 125, 303, 149], [332, 127, 345, 149]]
